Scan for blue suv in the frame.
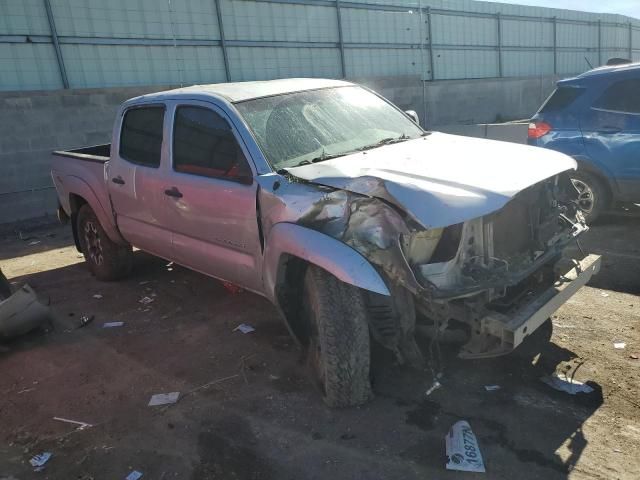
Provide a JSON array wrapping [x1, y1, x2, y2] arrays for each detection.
[[528, 63, 640, 221]]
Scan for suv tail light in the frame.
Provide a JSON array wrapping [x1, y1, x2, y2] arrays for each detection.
[[528, 121, 552, 139]]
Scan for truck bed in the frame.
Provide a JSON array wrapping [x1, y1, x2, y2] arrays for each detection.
[[53, 144, 110, 163]]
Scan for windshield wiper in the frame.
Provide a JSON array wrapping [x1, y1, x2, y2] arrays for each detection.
[[357, 133, 411, 151]]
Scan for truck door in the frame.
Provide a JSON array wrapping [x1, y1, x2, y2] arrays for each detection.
[[163, 101, 263, 292], [580, 78, 640, 202], [107, 104, 174, 260]]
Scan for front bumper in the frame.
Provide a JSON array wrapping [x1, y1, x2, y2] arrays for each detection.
[[459, 254, 601, 359]]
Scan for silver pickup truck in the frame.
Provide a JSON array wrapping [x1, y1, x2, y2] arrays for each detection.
[[52, 78, 600, 407]]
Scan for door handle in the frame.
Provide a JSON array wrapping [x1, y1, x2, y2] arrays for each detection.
[[164, 187, 183, 198], [111, 176, 125, 185]]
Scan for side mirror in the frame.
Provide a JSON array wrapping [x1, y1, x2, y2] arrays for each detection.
[[405, 110, 420, 126]]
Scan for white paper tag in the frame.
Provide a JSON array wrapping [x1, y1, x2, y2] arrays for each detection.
[[445, 420, 486, 473], [148, 392, 180, 406]]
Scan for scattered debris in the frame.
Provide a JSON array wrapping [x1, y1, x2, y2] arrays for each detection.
[[102, 321, 124, 328], [126, 471, 143, 480], [138, 281, 150, 285], [93, 294, 103, 299], [445, 420, 486, 473], [614, 342, 626, 349], [78, 315, 95, 329], [233, 323, 255, 334], [630, 354, 639, 360], [29, 452, 52, 471], [148, 392, 180, 407], [139, 296, 154, 305], [28, 240, 41, 246], [540, 373, 594, 395], [425, 380, 442, 396], [53, 416, 93, 430], [0, 285, 51, 339], [484, 385, 501, 391], [601, 292, 610, 297]]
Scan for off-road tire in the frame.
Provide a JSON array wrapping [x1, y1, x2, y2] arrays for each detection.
[[77, 204, 132, 281], [0, 269, 11, 301], [303, 265, 373, 407], [570, 170, 609, 223]]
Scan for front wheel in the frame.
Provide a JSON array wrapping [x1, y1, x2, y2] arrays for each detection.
[[570, 170, 609, 223], [303, 265, 373, 407], [77, 204, 133, 281]]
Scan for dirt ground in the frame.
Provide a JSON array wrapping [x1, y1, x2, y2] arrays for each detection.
[[0, 215, 639, 480]]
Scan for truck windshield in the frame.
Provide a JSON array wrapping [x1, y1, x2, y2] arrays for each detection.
[[235, 86, 424, 170]]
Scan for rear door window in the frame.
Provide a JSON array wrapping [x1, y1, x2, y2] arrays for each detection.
[[593, 79, 640, 114], [539, 87, 584, 113], [119, 106, 165, 167], [172, 106, 251, 182]]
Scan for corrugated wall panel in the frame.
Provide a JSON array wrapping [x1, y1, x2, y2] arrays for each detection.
[[62, 44, 226, 88], [50, 0, 220, 40], [433, 49, 498, 79], [345, 48, 424, 77], [502, 50, 553, 77], [502, 19, 553, 47], [432, 14, 497, 46], [341, 8, 422, 44], [227, 46, 341, 81], [221, 0, 337, 42], [0, 43, 62, 90], [0, 0, 51, 35]]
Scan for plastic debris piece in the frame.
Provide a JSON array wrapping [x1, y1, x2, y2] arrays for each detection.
[[601, 292, 610, 297], [630, 354, 639, 360], [233, 323, 255, 334], [103, 321, 124, 328], [540, 373, 594, 395], [445, 421, 485, 473], [0, 284, 51, 339], [28, 240, 41, 246], [93, 294, 103, 299], [148, 392, 180, 406], [139, 296, 154, 305], [484, 385, 501, 391], [79, 315, 95, 328], [53, 416, 93, 430], [425, 380, 442, 396], [126, 471, 143, 480], [614, 342, 626, 349], [29, 452, 52, 470]]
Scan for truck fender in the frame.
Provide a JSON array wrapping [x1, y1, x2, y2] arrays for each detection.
[[263, 222, 391, 303], [62, 175, 126, 245]]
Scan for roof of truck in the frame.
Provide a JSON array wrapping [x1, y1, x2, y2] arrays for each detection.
[[127, 78, 354, 104]]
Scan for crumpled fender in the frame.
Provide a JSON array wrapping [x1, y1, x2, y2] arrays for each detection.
[[60, 174, 125, 245], [262, 222, 390, 301]]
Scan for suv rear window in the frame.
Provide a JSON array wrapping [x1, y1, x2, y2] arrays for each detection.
[[119, 106, 165, 167], [593, 79, 640, 114], [539, 87, 584, 113]]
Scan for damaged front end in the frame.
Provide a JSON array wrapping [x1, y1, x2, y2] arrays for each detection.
[[287, 169, 598, 361]]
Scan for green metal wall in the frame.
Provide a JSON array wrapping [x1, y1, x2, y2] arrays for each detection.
[[1, 0, 639, 91]]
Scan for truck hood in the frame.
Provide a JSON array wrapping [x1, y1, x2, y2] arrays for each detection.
[[285, 132, 576, 228]]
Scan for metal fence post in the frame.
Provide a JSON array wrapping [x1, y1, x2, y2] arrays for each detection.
[[496, 12, 503, 77], [43, 0, 69, 89], [552, 16, 557, 75], [426, 7, 435, 81], [597, 19, 602, 66], [214, 0, 231, 82], [336, 0, 346, 78], [629, 22, 633, 60]]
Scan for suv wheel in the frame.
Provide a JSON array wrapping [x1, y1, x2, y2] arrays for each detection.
[[570, 170, 608, 223], [77, 204, 133, 281], [302, 265, 373, 407]]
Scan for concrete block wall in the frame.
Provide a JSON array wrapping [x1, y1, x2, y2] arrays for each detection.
[[0, 74, 558, 225], [0, 85, 171, 224]]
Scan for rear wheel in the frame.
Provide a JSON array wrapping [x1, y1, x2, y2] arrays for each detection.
[[570, 170, 609, 223], [77, 204, 133, 281], [302, 265, 372, 407]]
